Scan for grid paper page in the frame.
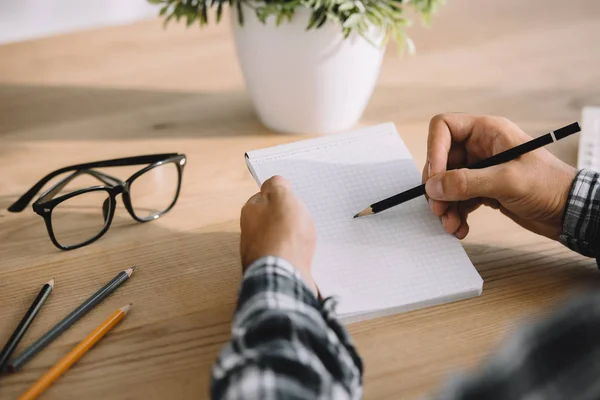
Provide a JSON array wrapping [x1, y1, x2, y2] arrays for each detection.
[[246, 123, 483, 322], [578, 107, 600, 172]]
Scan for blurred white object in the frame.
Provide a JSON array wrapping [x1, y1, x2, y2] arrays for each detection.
[[578, 107, 600, 172], [0, 0, 156, 44], [231, 6, 386, 135]]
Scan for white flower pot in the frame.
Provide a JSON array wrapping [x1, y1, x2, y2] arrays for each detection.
[[231, 6, 386, 135]]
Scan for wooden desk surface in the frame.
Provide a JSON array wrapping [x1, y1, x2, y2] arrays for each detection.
[[1, 0, 600, 398]]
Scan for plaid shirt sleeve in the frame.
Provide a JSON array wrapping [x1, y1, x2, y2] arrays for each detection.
[[559, 169, 600, 262], [211, 256, 363, 399]]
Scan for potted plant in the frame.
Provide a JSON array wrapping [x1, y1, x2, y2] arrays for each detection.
[[150, 0, 445, 135]]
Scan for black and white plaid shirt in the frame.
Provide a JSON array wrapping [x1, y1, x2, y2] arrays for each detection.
[[212, 169, 600, 400]]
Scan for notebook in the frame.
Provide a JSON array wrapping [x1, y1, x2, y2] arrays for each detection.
[[578, 107, 600, 172], [245, 123, 483, 323]]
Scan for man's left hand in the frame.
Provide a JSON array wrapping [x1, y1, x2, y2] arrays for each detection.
[[240, 176, 317, 295]]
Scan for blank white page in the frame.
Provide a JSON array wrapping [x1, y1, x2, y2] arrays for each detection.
[[578, 107, 600, 172], [246, 123, 483, 321]]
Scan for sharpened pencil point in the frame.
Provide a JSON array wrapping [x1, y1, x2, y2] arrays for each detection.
[[354, 207, 374, 218], [47, 278, 55, 289], [125, 267, 135, 277], [120, 303, 133, 314]]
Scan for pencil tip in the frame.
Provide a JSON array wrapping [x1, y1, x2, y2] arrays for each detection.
[[47, 278, 55, 288], [121, 303, 133, 314], [354, 207, 374, 218], [125, 267, 136, 277]]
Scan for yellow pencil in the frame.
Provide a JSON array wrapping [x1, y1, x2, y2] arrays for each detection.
[[18, 304, 132, 400]]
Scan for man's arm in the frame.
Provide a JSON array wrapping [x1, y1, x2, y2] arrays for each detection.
[[433, 169, 600, 400], [211, 256, 363, 399], [560, 169, 600, 264]]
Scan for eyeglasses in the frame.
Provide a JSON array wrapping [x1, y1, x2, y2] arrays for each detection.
[[8, 153, 186, 250]]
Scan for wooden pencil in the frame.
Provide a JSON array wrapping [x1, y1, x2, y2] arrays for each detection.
[[18, 304, 132, 400], [9, 267, 135, 372], [0, 279, 54, 373], [354, 122, 581, 217]]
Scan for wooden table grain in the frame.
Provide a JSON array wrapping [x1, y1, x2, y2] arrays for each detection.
[[1, 0, 600, 398]]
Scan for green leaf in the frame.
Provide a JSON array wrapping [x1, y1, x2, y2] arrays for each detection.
[[276, 12, 285, 26], [342, 13, 362, 28], [338, 2, 355, 12], [201, 2, 208, 25], [237, 1, 244, 25], [354, 1, 365, 13], [307, 9, 326, 30], [163, 12, 174, 27], [186, 10, 196, 26], [173, 3, 183, 22], [216, 1, 224, 22]]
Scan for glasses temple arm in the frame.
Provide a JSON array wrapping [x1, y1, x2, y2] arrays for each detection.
[[36, 169, 123, 204], [7, 153, 177, 212]]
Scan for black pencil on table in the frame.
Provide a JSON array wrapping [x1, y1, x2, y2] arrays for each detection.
[[7, 267, 135, 372], [0, 278, 54, 373], [354, 122, 581, 218]]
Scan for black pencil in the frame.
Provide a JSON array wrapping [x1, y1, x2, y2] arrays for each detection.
[[0, 278, 54, 373], [354, 122, 581, 218], [7, 267, 135, 372]]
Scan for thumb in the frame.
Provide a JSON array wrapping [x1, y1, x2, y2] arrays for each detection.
[[261, 175, 292, 199], [425, 166, 508, 201]]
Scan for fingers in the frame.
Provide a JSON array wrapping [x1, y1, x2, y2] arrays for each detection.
[[430, 198, 449, 217], [454, 220, 470, 239], [422, 161, 429, 185], [259, 175, 309, 215], [422, 153, 451, 218], [427, 113, 532, 174], [441, 204, 461, 233], [246, 192, 264, 205], [425, 149, 462, 216], [449, 199, 473, 240], [447, 143, 467, 169], [440, 198, 481, 238], [458, 198, 483, 215], [482, 198, 501, 209], [425, 164, 514, 202], [244, 176, 292, 210], [261, 175, 291, 195], [425, 114, 475, 224], [427, 113, 476, 175]]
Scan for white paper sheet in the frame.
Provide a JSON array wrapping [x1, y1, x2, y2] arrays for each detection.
[[246, 123, 483, 323]]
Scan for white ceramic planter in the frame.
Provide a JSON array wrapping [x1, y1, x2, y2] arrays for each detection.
[[231, 6, 386, 135]]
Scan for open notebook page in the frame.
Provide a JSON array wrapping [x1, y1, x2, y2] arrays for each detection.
[[578, 107, 600, 172], [246, 123, 483, 322]]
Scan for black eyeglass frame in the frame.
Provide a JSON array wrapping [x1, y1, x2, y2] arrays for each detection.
[[8, 153, 186, 251]]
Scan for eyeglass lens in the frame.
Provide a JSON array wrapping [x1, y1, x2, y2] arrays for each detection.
[[49, 161, 179, 247], [129, 162, 179, 221], [51, 190, 111, 248]]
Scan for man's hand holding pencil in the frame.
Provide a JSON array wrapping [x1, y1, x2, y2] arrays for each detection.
[[422, 113, 578, 240]]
